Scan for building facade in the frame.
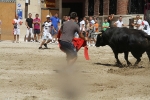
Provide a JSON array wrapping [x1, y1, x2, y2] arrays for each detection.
[[42, 0, 148, 19]]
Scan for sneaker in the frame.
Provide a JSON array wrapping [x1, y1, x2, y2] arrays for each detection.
[[36, 40, 38, 42], [91, 44, 95, 46], [25, 40, 28, 42], [44, 43, 48, 48], [39, 47, 42, 49], [88, 44, 91, 47]]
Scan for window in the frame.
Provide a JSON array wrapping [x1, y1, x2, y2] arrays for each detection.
[[109, 0, 117, 15], [99, 0, 103, 15], [88, 0, 94, 16], [128, 0, 144, 14]]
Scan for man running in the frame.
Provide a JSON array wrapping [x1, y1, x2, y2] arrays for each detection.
[[39, 15, 52, 49], [59, 12, 87, 68]]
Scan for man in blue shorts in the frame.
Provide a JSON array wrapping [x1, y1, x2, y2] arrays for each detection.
[[59, 12, 87, 67]]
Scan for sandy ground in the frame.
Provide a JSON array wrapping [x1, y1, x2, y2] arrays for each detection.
[[0, 41, 150, 100]]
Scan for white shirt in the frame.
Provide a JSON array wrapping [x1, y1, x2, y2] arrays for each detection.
[[80, 20, 85, 31], [115, 20, 123, 27], [43, 21, 52, 33], [13, 19, 22, 29], [142, 20, 150, 35], [143, 20, 150, 30], [136, 19, 143, 30], [90, 20, 95, 25]]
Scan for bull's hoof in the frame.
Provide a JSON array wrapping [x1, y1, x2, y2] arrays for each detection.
[[115, 62, 124, 68], [127, 62, 132, 67]]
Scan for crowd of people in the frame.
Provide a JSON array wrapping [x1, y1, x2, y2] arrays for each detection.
[[0, 13, 150, 48], [11, 13, 60, 47], [62, 15, 100, 46]]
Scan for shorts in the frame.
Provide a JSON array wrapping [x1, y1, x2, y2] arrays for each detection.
[[26, 28, 33, 38], [14, 28, 20, 35], [34, 29, 40, 34], [42, 32, 52, 40], [59, 40, 77, 60], [51, 28, 58, 36], [88, 29, 95, 38]]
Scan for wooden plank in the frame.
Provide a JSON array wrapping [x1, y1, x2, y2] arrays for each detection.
[[49, 9, 59, 16], [0, 2, 15, 40], [41, 9, 49, 25]]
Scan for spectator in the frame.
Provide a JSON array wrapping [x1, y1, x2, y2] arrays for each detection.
[[142, 19, 150, 35], [80, 17, 86, 33], [102, 18, 110, 31], [114, 16, 125, 27], [67, 16, 70, 21], [33, 13, 41, 42], [39, 15, 52, 49], [25, 13, 34, 42], [0, 20, 1, 41], [50, 13, 60, 43], [94, 20, 99, 33], [62, 15, 67, 24], [12, 15, 23, 43], [132, 15, 143, 30], [75, 16, 79, 26], [107, 14, 114, 27], [86, 19, 90, 37], [88, 16, 95, 46], [74, 16, 80, 38]]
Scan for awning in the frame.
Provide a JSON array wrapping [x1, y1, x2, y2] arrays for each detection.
[[45, 0, 56, 8]]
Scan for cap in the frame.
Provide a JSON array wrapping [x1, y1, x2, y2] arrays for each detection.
[[46, 15, 50, 18]]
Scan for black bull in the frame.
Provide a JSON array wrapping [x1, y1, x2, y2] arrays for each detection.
[[95, 27, 150, 66]]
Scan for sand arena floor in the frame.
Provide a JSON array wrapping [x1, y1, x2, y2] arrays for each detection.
[[0, 41, 150, 100]]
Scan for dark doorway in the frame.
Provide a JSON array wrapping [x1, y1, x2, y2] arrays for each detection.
[[99, 0, 103, 15], [109, 0, 117, 15], [88, 0, 94, 16], [128, 0, 144, 14], [62, 2, 84, 20]]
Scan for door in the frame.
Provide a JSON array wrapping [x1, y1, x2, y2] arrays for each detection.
[[0, 2, 16, 40]]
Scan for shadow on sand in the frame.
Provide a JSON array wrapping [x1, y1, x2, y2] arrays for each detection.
[[94, 62, 117, 67]]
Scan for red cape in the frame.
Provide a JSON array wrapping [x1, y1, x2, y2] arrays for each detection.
[[58, 30, 90, 60]]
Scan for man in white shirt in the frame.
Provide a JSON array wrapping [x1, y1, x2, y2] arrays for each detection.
[[114, 16, 125, 27], [133, 15, 143, 30], [80, 17, 86, 31], [12, 15, 22, 43], [142, 20, 150, 35], [88, 16, 95, 46], [39, 15, 52, 49]]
